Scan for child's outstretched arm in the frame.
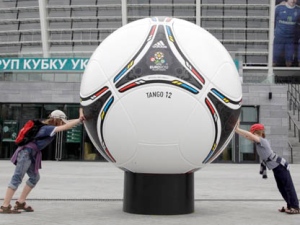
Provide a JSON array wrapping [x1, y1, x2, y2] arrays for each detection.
[[79, 107, 86, 121], [235, 120, 260, 143]]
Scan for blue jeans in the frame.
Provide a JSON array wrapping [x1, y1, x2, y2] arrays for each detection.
[[8, 148, 40, 190], [273, 164, 299, 209]]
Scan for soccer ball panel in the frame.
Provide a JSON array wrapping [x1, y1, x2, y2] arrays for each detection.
[[179, 102, 215, 167], [80, 17, 242, 174], [103, 101, 138, 164], [116, 86, 198, 144], [80, 60, 106, 97], [120, 144, 195, 173], [172, 19, 235, 84], [104, 85, 198, 147], [91, 19, 152, 86], [211, 63, 242, 100]]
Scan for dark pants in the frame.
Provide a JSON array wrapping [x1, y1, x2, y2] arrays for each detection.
[[273, 165, 299, 209]]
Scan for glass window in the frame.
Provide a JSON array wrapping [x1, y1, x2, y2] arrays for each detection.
[[238, 138, 253, 155], [216, 105, 259, 163], [0, 103, 94, 160], [21, 104, 43, 122], [43, 104, 65, 118], [1, 103, 22, 121], [239, 124, 255, 161], [240, 106, 259, 122], [214, 138, 234, 163], [1, 72, 15, 81], [238, 106, 259, 162], [0, 104, 22, 158]]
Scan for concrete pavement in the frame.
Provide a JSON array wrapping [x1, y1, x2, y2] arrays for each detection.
[[0, 161, 300, 225]]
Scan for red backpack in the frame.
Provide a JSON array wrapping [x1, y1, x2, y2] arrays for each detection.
[[15, 120, 45, 146]]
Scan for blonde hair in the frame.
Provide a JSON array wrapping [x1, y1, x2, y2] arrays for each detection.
[[42, 118, 65, 126]]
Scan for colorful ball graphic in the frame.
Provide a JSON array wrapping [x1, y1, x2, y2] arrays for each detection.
[[80, 17, 242, 174]]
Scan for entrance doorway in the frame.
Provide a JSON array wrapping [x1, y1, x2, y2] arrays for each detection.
[[0, 103, 84, 161], [215, 106, 260, 163], [0, 103, 259, 163]]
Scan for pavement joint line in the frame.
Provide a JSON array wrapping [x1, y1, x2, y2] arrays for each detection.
[[0, 198, 287, 202]]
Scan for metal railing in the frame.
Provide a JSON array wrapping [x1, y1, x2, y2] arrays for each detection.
[[288, 83, 300, 120], [288, 141, 294, 164], [287, 83, 300, 163], [288, 111, 300, 143], [288, 111, 298, 164]]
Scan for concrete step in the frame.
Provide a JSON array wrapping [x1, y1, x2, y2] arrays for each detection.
[[292, 157, 300, 164], [287, 112, 300, 163], [287, 91, 300, 163], [288, 111, 300, 126], [288, 142, 300, 163], [292, 148, 300, 156], [288, 134, 299, 146]]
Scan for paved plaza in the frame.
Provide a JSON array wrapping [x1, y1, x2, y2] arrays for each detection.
[[0, 161, 299, 225]]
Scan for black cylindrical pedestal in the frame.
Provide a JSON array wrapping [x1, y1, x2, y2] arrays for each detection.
[[123, 172, 194, 215]]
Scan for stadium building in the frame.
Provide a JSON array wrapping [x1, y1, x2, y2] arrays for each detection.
[[0, 0, 293, 163]]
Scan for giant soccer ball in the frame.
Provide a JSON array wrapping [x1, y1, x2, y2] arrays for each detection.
[[80, 17, 242, 174]]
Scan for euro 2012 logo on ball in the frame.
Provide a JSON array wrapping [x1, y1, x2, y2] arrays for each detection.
[[80, 17, 242, 174]]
